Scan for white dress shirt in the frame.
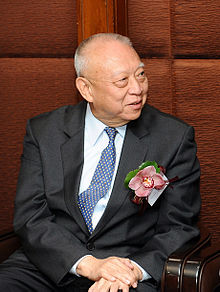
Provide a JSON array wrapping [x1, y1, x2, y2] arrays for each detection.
[[70, 103, 150, 281], [79, 104, 126, 229]]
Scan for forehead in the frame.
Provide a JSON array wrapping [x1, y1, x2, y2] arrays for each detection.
[[85, 40, 142, 78]]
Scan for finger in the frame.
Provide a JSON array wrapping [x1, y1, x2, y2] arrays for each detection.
[[131, 281, 138, 288], [109, 282, 120, 292], [89, 278, 110, 292], [109, 259, 136, 284], [101, 270, 130, 286], [106, 257, 135, 277], [97, 257, 137, 286], [101, 265, 133, 286], [109, 280, 130, 292], [119, 258, 134, 270]]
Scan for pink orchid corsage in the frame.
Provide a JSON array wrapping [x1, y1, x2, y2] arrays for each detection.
[[124, 161, 178, 206]]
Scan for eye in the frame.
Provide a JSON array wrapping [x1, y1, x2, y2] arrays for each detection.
[[114, 77, 128, 88], [136, 70, 147, 82]]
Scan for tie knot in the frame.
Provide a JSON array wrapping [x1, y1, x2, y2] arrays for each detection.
[[104, 127, 117, 141]]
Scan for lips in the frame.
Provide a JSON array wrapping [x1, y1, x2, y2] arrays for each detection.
[[127, 100, 143, 111], [129, 100, 142, 106], [129, 100, 142, 108]]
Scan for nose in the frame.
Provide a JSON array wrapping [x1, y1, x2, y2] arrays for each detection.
[[128, 76, 143, 95]]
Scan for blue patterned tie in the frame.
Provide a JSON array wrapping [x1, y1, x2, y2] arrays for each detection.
[[78, 127, 117, 233]]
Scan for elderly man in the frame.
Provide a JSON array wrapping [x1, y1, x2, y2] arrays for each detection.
[[0, 33, 200, 292]]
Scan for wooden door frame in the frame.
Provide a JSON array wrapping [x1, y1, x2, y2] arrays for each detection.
[[77, 0, 128, 44]]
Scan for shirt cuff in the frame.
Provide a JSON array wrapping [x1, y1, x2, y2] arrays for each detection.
[[69, 255, 92, 277], [131, 260, 151, 282]]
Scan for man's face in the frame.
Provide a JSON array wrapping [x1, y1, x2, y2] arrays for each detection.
[[78, 40, 148, 127]]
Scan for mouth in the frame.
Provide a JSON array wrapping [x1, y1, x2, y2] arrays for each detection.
[[128, 100, 143, 108]]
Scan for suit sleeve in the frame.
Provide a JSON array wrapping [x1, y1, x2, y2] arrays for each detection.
[[13, 120, 90, 286], [128, 125, 201, 284]]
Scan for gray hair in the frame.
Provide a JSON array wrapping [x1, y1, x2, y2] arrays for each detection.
[[74, 33, 133, 77]]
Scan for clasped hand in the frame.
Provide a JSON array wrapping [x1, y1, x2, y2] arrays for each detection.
[[76, 256, 142, 291]]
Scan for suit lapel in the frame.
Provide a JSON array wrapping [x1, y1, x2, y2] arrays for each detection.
[[91, 115, 150, 237], [61, 101, 90, 234]]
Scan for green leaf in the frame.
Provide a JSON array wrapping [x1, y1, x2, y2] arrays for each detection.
[[138, 161, 160, 173], [124, 169, 139, 188]]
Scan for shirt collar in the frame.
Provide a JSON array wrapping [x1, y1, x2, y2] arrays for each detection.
[[85, 103, 127, 146]]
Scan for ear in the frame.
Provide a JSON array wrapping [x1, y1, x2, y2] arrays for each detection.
[[75, 77, 93, 102]]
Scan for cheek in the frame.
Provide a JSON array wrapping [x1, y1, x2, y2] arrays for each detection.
[[142, 81, 148, 93], [107, 90, 127, 105], [146, 81, 149, 92], [94, 87, 128, 109]]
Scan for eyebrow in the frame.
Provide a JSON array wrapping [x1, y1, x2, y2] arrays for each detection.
[[112, 62, 145, 78], [138, 62, 145, 68]]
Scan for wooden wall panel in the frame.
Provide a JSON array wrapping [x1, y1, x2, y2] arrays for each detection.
[[143, 59, 172, 115], [128, 0, 220, 244], [174, 59, 220, 241], [173, 1, 220, 57], [0, 0, 77, 56], [128, 0, 171, 57], [0, 58, 78, 231]]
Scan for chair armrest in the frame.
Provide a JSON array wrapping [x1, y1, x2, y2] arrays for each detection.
[[182, 243, 220, 292], [0, 229, 21, 263], [161, 227, 212, 292]]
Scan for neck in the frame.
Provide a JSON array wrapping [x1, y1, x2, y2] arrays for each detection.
[[89, 104, 129, 128]]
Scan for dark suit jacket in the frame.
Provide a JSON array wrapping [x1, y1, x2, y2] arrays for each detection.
[[12, 100, 200, 289]]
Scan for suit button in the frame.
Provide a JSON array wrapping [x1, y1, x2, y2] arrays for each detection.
[[86, 242, 95, 251]]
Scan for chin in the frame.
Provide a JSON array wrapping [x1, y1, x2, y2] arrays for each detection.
[[126, 111, 142, 122]]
